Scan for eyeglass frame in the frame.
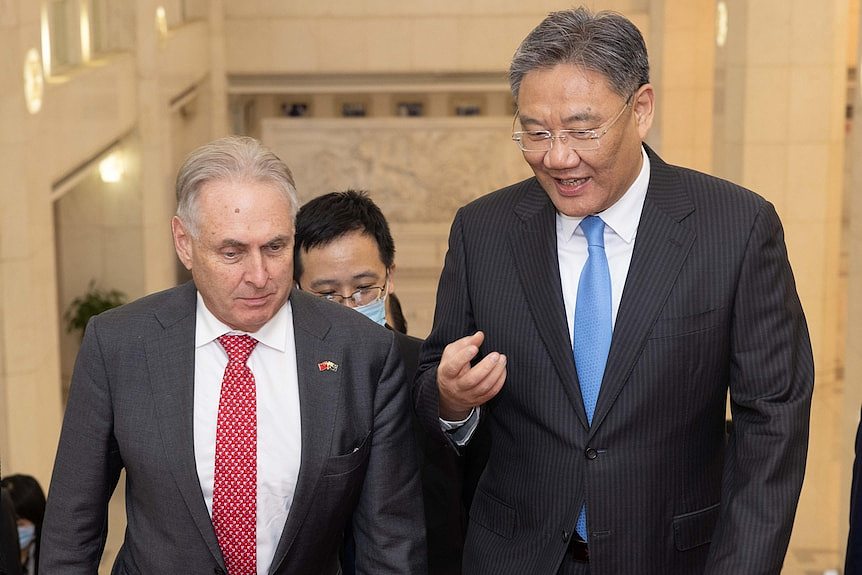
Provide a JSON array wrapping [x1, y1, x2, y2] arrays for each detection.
[[511, 93, 634, 153], [303, 271, 390, 307]]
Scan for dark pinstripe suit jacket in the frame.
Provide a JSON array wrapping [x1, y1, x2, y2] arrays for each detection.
[[415, 147, 814, 575], [846, 407, 862, 574]]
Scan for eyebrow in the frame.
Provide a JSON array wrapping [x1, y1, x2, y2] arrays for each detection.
[[217, 235, 292, 249], [218, 239, 247, 249], [307, 271, 381, 290], [518, 110, 602, 128]]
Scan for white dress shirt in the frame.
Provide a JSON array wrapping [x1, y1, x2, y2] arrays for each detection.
[[444, 147, 651, 442], [193, 293, 302, 574], [558, 147, 650, 339]]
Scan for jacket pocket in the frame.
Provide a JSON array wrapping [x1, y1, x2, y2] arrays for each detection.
[[649, 308, 724, 339], [322, 431, 371, 477], [470, 488, 517, 540], [673, 502, 720, 551]]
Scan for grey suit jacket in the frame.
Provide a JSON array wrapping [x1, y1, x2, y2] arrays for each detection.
[[415, 148, 814, 575], [41, 283, 426, 574]]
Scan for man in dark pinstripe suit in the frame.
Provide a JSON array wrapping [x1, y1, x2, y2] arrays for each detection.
[[847, 407, 862, 574], [415, 7, 814, 575]]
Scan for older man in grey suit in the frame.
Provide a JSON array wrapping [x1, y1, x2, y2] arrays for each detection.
[[415, 7, 814, 575], [40, 136, 426, 574]]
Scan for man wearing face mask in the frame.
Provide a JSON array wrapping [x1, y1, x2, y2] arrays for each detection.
[[295, 190, 485, 574]]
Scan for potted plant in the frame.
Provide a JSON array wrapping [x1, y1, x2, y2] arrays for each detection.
[[64, 280, 127, 337]]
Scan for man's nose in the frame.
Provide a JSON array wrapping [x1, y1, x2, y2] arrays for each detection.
[[245, 253, 269, 287], [339, 296, 359, 309], [543, 138, 581, 169]]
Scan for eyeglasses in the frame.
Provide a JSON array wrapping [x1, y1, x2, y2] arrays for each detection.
[[511, 96, 632, 153], [308, 273, 389, 307]]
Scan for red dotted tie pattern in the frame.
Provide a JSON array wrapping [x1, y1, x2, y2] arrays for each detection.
[[214, 334, 258, 575]]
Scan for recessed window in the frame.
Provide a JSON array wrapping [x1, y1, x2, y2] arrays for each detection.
[[44, 0, 81, 74]]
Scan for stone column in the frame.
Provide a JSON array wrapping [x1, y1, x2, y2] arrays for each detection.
[[714, 0, 850, 562], [0, 0, 65, 484], [209, 0, 229, 137], [137, 0, 177, 295], [842, 0, 862, 563], [651, 0, 716, 172]]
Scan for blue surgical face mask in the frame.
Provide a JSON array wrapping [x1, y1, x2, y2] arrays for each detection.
[[18, 523, 35, 549], [354, 295, 386, 326]]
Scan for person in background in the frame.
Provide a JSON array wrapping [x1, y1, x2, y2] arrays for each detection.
[[294, 190, 487, 574], [0, 482, 22, 575], [414, 6, 813, 574], [40, 136, 426, 574], [846, 407, 862, 575], [0, 475, 44, 575], [386, 292, 408, 335]]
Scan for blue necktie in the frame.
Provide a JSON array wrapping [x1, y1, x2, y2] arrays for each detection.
[[573, 215, 612, 541]]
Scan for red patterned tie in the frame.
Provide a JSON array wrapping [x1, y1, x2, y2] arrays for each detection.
[[213, 335, 258, 575]]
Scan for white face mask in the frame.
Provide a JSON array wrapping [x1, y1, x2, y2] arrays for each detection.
[[353, 295, 387, 326], [18, 523, 35, 549]]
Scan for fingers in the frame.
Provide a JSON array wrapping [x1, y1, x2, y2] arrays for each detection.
[[437, 331, 485, 382], [437, 331, 507, 417], [459, 352, 506, 406]]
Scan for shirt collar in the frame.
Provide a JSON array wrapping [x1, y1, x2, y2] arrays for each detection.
[[194, 291, 291, 353], [557, 146, 651, 243]]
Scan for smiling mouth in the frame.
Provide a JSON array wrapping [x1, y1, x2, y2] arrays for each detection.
[[558, 177, 590, 186]]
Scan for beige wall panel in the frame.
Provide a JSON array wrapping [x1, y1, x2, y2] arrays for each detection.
[[745, 0, 792, 66], [158, 21, 211, 99], [223, 0, 643, 18], [40, 55, 138, 183], [784, 144, 832, 223], [0, 148, 30, 262], [741, 66, 790, 143], [225, 7, 648, 74]]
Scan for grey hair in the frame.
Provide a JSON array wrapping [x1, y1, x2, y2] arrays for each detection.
[[509, 7, 650, 103], [175, 135, 298, 237]]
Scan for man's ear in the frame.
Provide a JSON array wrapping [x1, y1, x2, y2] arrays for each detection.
[[632, 83, 655, 139], [172, 216, 194, 270], [386, 263, 396, 295]]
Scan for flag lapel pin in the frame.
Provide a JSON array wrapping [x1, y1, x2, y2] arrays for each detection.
[[317, 360, 339, 372]]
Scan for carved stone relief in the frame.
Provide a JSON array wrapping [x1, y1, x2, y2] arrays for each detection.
[[262, 116, 535, 337]]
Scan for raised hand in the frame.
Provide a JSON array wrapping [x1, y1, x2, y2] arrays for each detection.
[[436, 331, 507, 420]]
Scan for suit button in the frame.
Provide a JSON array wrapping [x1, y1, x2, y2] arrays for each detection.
[[585, 447, 598, 460], [562, 530, 570, 542]]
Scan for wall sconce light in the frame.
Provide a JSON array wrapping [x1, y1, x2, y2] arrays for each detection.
[[80, 0, 92, 62], [23, 48, 45, 115], [40, 4, 52, 76], [99, 151, 125, 183], [155, 6, 168, 39], [716, 1, 729, 48]]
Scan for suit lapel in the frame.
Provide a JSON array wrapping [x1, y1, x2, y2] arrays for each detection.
[[589, 150, 696, 435], [508, 180, 588, 428], [269, 290, 340, 573], [145, 282, 225, 566]]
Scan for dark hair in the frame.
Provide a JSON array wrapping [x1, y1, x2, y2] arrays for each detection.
[[2, 474, 46, 574], [387, 292, 408, 334], [294, 190, 395, 280], [509, 7, 650, 102]]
